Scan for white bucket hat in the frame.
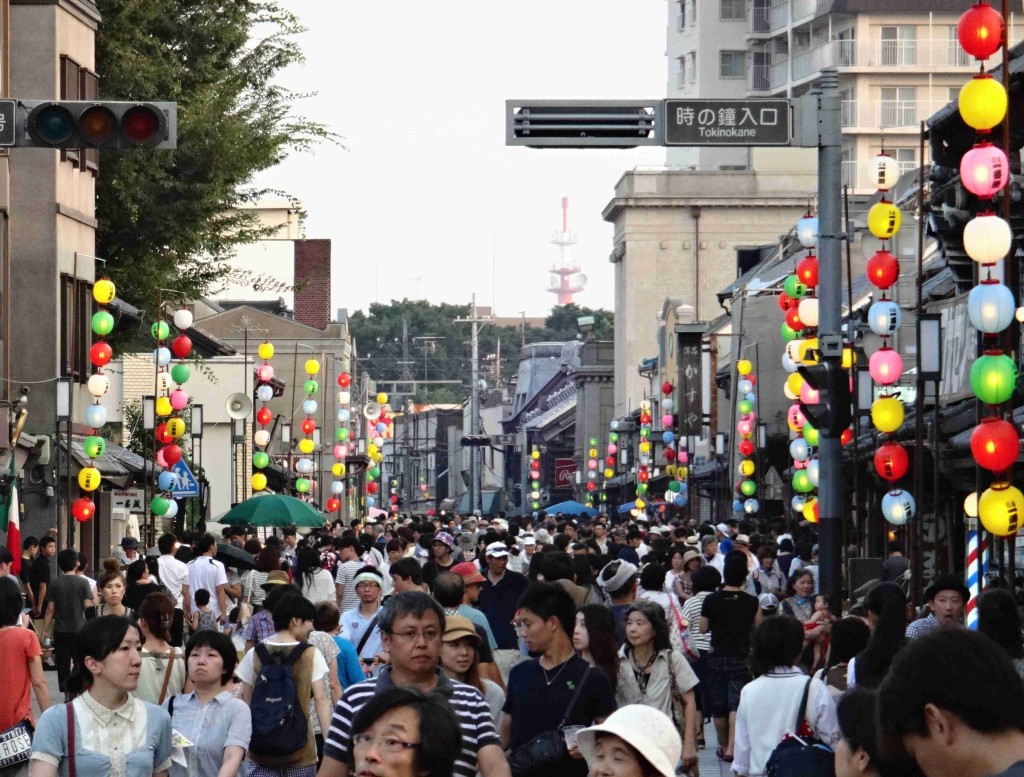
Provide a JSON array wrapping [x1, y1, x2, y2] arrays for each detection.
[[576, 704, 680, 777]]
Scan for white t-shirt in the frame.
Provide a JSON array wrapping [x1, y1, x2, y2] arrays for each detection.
[[235, 639, 329, 686], [157, 554, 189, 609], [187, 556, 229, 618]]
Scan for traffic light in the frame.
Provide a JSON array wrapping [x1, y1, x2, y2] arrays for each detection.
[[798, 361, 851, 437], [506, 100, 660, 148], [17, 101, 177, 149], [460, 435, 491, 447]]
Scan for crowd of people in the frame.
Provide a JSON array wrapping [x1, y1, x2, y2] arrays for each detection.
[[0, 512, 1022, 777]]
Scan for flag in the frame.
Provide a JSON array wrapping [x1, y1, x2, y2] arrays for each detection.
[[0, 458, 19, 576]]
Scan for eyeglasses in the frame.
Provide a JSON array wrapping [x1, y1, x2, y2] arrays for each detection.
[[352, 734, 421, 753], [388, 629, 441, 642]]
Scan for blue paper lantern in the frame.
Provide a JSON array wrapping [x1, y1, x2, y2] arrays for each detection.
[[158, 471, 179, 492], [85, 404, 107, 428], [662, 431, 675, 445]]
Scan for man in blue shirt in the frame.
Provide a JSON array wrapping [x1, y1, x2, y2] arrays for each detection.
[[477, 542, 528, 682]]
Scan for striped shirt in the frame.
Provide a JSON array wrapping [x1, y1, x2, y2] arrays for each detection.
[[323, 666, 500, 777], [334, 560, 365, 613]]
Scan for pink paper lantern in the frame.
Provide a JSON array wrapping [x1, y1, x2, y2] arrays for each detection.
[[678, 451, 688, 464], [661, 414, 673, 428], [333, 445, 346, 458], [607, 443, 617, 455], [800, 382, 820, 405], [961, 142, 1009, 199], [169, 389, 189, 411], [869, 347, 903, 386], [155, 449, 168, 468], [788, 404, 806, 430], [258, 364, 275, 382], [737, 420, 752, 436]]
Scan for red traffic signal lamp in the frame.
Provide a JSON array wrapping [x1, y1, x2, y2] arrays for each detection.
[[18, 100, 177, 149], [797, 361, 852, 437]]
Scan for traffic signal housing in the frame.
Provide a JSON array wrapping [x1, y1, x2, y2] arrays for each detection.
[[18, 101, 177, 150], [798, 361, 852, 437], [460, 435, 491, 447]]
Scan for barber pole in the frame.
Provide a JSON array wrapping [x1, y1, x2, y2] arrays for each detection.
[[965, 526, 988, 629]]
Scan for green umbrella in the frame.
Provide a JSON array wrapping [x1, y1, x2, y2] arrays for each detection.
[[217, 493, 327, 528]]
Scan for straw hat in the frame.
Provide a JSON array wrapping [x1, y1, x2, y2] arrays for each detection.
[[577, 704, 681, 777]]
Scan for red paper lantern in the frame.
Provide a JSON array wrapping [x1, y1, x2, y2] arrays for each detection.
[[163, 444, 182, 466], [171, 335, 192, 359], [785, 307, 805, 331], [301, 418, 316, 435], [327, 498, 341, 512], [640, 413, 652, 425], [739, 440, 755, 456], [638, 470, 649, 483], [155, 423, 174, 445], [531, 460, 541, 470], [605, 456, 616, 467], [664, 448, 676, 461], [866, 251, 900, 290], [661, 381, 674, 395], [971, 416, 1019, 472], [90, 341, 112, 368], [337, 372, 352, 388], [72, 498, 95, 522], [256, 407, 273, 426], [778, 292, 795, 312], [874, 443, 909, 482], [366, 482, 379, 495], [428, 508, 436, 517], [796, 255, 819, 288], [841, 428, 853, 446], [958, 2, 1004, 61], [587, 481, 596, 492]]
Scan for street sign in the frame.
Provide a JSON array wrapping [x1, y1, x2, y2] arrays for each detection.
[[111, 488, 145, 513], [555, 458, 576, 488], [0, 101, 14, 147], [664, 99, 791, 146], [169, 459, 199, 498]]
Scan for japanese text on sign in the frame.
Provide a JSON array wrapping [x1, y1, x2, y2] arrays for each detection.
[[665, 99, 790, 146]]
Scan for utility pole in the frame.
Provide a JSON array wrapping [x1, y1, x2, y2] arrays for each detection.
[[455, 296, 492, 514]]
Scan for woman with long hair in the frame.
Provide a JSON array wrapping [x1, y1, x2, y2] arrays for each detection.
[[87, 558, 136, 620], [573, 603, 620, 688], [135, 592, 190, 705], [123, 557, 163, 611], [615, 600, 699, 775], [297, 546, 335, 604], [440, 614, 505, 728], [850, 582, 907, 689], [814, 616, 870, 697], [28, 616, 173, 777], [977, 587, 1024, 679]]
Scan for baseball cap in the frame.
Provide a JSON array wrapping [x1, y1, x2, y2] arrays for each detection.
[[522, 535, 537, 547], [451, 561, 486, 585], [485, 541, 509, 558], [759, 593, 780, 611], [715, 523, 729, 534]]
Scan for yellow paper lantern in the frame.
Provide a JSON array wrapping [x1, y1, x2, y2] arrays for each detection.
[[304, 359, 320, 375], [978, 482, 1024, 537], [531, 450, 541, 460], [367, 443, 379, 457], [678, 466, 688, 479], [155, 396, 173, 417], [93, 279, 116, 305], [604, 468, 615, 478], [332, 463, 347, 476], [842, 347, 857, 369], [737, 359, 753, 376], [786, 372, 804, 397], [959, 75, 1008, 132], [803, 497, 819, 524], [258, 342, 274, 360], [868, 202, 901, 240], [251, 472, 267, 492], [371, 451, 382, 463], [78, 467, 101, 491], [665, 464, 677, 477], [740, 460, 755, 477], [635, 499, 646, 509], [639, 441, 651, 454], [376, 392, 389, 405], [871, 396, 905, 434], [298, 438, 314, 455], [166, 418, 186, 438], [798, 338, 820, 365], [783, 381, 798, 401]]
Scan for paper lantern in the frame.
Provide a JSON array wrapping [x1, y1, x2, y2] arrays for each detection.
[[970, 352, 1017, 404], [866, 251, 900, 290], [256, 407, 273, 426], [740, 480, 756, 497], [337, 372, 352, 388], [781, 353, 798, 373], [869, 347, 903, 385], [882, 490, 916, 526], [93, 279, 116, 305], [172, 308, 193, 330], [336, 428, 350, 441], [797, 338, 819, 365], [90, 341, 112, 368], [303, 399, 318, 415], [796, 216, 818, 248], [737, 419, 752, 437], [153, 347, 171, 367], [970, 416, 1019, 472], [158, 471, 178, 491], [82, 436, 106, 459], [298, 438, 315, 455], [868, 201, 901, 240], [784, 275, 807, 299], [253, 451, 270, 469], [662, 398, 675, 412], [254, 429, 270, 447], [739, 439, 755, 456], [296, 458, 314, 475], [796, 256, 819, 288], [842, 348, 857, 369], [790, 438, 810, 462], [959, 75, 1007, 131], [791, 495, 806, 513], [737, 400, 753, 415], [376, 392, 389, 404], [304, 380, 319, 395], [333, 463, 347, 477], [258, 364, 275, 382], [868, 300, 902, 336], [872, 396, 905, 433], [85, 403, 107, 429], [800, 382, 820, 406], [338, 391, 351, 406], [797, 297, 819, 328], [92, 311, 115, 337], [965, 491, 979, 518], [739, 460, 755, 477], [301, 418, 316, 435], [169, 335, 191, 360], [787, 404, 806, 432], [736, 359, 754, 377], [792, 469, 814, 493], [255, 342, 275, 362], [961, 142, 1009, 198], [302, 359, 319, 376], [744, 498, 759, 514], [78, 467, 101, 491], [803, 498, 819, 524], [256, 385, 273, 403], [964, 213, 1013, 265], [72, 498, 95, 522], [338, 408, 351, 422], [169, 389, 189, 411], [959, 2, 1005, 60], [804, 425, 820, 447], [170, 364, 190, 385], [251, 472, 267, 492], [153, 396, 172, 418], [968, 282, 1015, 334], [979, 481, 1024, 536], [162, 444, 182, 466], [874, 443, 909, 481], [166, 418, 185, 438], [87, 373, 110, 397], [151, 321, 170, 340], [295, 478, 311, 494], [807, 459, 820, 487], [781, 323, 797, 343], [867, 153, 900, 190], [778, 293, 796, 312], [156, 372, 172, 392]]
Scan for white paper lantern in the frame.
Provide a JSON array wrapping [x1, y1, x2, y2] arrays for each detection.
[[785, 339, 804, 362], [790, 438, 810, 462], [797, 298, 820, 328], [661, 398, 674, 412], [253, 429, 270, 447], [743, 498, 759, 514], [968, 282, 1016, 334], [85, 403, 107, 428], [807, 458, 820, 487], [337, 391, 351, 406], [964, 213, 1013, 264], [331, 481, 345, 494], [796, 216, 819, 248], [302, 399, 318, 415], [737, 379, 753, 395], [867, 300, 902, 336], [256, 385, 273, 402], [172, 309, 194, 330], [296, 458, 314, 474], [153, 347, 171, 367], [87, 373, 110, 397], [781, 353, 798, 373], [156, 371, 172, 392], [164, 500, 179, 518], [867, 153, 900, 190], [791, 495, 806, 513], [882, 489, 916, 525]]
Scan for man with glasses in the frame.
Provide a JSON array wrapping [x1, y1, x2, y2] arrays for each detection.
[[319, 591, 511, 777]]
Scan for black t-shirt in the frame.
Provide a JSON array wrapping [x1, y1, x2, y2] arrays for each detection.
[[701, 589, 759, 657], [422, 558, 455, 590], [124, 581, 164, 611], [29, 555, 51, 604], [990, 763, 1024, 777], [503, 654, 617, 777]]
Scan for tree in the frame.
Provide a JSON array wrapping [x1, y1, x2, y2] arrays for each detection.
[[94, 0, 337, 317], [529, 303, 614, 342]]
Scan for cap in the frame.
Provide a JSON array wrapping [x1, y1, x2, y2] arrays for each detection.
[[120, 536, 139, 549], [734, 534, 751, 546], [715, 523, 729, 534], [759, 593, 780, 611], [485, 541, 509, 558], [522, 535, 537, 547], [451, 561, 486, 585], [443, 614, 481, 644], [261, 570, 291, 589], [432, 531, 455, 550], [534, 528, 552, 545]]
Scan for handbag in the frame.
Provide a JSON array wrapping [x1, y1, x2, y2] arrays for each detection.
[[765, 678, 835, 777], [669, 598, 700, 663], [66, 703, 77, 777], [0, 720, 32, 768], [508, 664, 591, 777], [239, 573, 254, 626]]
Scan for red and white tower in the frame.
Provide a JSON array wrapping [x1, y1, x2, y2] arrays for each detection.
[[547, 196, 587, 305]]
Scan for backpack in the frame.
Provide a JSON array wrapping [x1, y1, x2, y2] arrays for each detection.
[[765, 678, 835, 777], [249, 642, 312, 759]]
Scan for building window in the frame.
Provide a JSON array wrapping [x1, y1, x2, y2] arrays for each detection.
[[687, 52, 697, 83], [720, 0, 744, 21], [947, 26, 971, 66], [720, 50, 746, 79], [677, 1, 686, 31], [677, 57, 686, 88], [60, 274, 92, 382], [892, 147, 916, 176], [880, 26, 916, 66], [59, 55, 100, 175], [880, 86, 917, 127]]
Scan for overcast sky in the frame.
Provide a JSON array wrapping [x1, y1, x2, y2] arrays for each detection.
[[254, 1, 667, 318]]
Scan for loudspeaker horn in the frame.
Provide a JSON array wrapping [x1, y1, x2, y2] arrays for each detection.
[[225, 392, 253, 419], [363, 401, 381, 421]]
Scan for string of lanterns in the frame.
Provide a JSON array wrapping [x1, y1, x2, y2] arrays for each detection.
[[150, 309, 192, 523], [364, 390, 388, 511], [584, 436, 599, 509], [634, 399, 652, 510], [329, 370, 353, 515], [603, 426, 618, 510], [662, 380, 688, 512], [955, 2, 1024, 536], [74, 278, 119, 522], [251, 341, 275, 493], [294, 359, 320, 497], [529, 444, 542, 511], [733, 361, 758, 516]]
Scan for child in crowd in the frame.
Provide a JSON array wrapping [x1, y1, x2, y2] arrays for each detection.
[[806, 594, 834, 668], [190, 588, 218, 632]]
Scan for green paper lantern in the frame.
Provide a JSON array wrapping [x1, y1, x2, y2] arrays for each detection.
[[609, 432, 619, 443], [781, 324, 797, 343], [368, 466, 381, 479], [738, 399, 753, 415], [252, 452, 269, 469], [151, 321, 170, 340], [784, 275, 808, 299], [82, 435, 106, 458], [971, 353, 1018, 405], [532, 501, 541, 510], [170, 363, 190, 384], [740, 479, 756, 496], [600, 492, 607, 502], [640, 428, 650, 438], [792, 469, 814, 493], [151, 496, 170, 516], [668, 481, 681, 493], [589, 437, 598, 446], [92, 311, 115, 337], [637, 483, 648, 494], [336, 428, 349, 441], [295, 478, 311, 494], [803, 425, 820, 447], [304, 379, 319, 395]]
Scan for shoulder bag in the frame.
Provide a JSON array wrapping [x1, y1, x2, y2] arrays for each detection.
[[508, 664, 591, 777], [667, 651, 686, 734], [239, 573, 254, 626], [157, 649, 179, 705], [0, 720, 32, 769], [765, 678, 835, 777], [669, 598, 700, 663], [355, 613, 380, 664], [66, 703, 77, 777]]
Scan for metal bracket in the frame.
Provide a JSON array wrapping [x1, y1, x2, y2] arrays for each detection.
[[819, 335, 845, 358]]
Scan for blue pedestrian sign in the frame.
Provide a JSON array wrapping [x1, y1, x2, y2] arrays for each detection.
[[170, 459, 199, 498]]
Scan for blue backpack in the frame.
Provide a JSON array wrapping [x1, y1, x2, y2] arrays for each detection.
[[249, 642, 312, 759]]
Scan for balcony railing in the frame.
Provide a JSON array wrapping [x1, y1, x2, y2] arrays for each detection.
[[749, 64, 771, 92], [748, 6, 771, 34], [791, 0, 815, 23], [833, 38, 975, 69], [770, 0, 788, 32], [770, 59, 789, 90], [841, 99, 952, 129], [676, 71, 687, 89]]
